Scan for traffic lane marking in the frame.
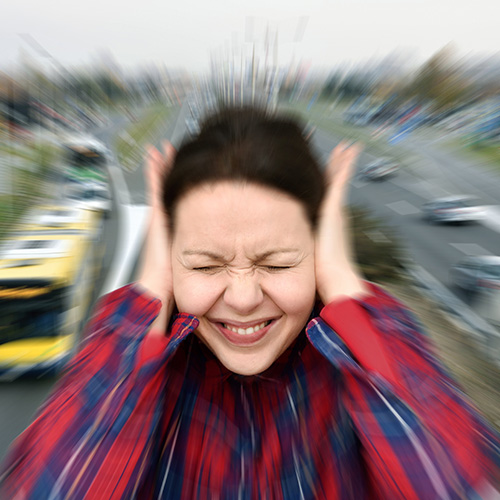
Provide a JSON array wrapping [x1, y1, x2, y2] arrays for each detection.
[[385, 200, 420, 215], [449, 243, 494, 256]]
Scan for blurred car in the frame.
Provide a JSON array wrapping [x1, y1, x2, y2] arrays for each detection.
[[450, 255, 500, 294], [62, 135, 110, 167], [359, 158, 399, 180], [18, 204, 96, 232], [61, 135, 110, 185], [421, 195, 484, 224], [65, 181, 111, 218]]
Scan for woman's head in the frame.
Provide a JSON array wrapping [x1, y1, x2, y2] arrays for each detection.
[[165, 107, 325, 376], [163, 106, 325, 229]]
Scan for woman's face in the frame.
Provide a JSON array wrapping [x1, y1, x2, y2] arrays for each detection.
[[171, 182, 316, 376]]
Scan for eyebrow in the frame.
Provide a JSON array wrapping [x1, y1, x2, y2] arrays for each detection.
[[181, 248, 300, 261]]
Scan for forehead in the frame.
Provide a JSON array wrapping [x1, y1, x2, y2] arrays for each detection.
[[172, 182, 312, 250]]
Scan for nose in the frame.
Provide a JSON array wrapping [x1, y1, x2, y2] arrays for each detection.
[[223, 270, 264, 315]]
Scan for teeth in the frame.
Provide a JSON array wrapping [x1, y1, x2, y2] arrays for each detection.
[[223, 321, 270, 335]]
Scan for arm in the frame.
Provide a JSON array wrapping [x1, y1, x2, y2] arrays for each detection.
[[137, 142, 176, 333], [308, 284, 499, 498], [0, 284, 197, 500], [313, 144, 499, 497]]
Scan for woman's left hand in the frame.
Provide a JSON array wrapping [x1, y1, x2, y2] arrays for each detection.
[[315, 142, 369, 305]]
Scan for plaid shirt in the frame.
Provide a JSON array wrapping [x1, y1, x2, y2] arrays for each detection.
[[1, 282, 498, 499]]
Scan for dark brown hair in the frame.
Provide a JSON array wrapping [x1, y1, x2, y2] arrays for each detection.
[[163, 106, 325, 228]]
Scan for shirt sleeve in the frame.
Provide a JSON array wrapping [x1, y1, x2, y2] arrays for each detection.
[[307, 281, 500, 499], [0, 283, 198, 500]]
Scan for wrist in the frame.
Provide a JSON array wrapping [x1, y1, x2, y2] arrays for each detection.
[[317, 269, 369, 305], [137, 274, 170, 300], [136, 281, 174, 335], [148, 305, 171, 335], [136, 279, 163, 300]]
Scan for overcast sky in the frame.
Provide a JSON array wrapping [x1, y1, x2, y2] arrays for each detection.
[[1, 0, 499, 73]]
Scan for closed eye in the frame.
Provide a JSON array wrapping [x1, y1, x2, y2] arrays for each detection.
[[192, 266, 223, 273], [263, 265, 292, 271]]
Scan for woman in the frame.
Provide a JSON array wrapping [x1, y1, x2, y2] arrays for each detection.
[[1, 107, 498, 499]]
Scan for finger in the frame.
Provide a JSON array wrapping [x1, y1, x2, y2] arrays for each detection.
[[145, 144, 163, 175], [324, 142, 362, 209], [145, 144, 165, 206], [162, 140, 176, 172], [326, 142, 361, 189], [328, 141, 361, 166], [327, 141, 361, 175]]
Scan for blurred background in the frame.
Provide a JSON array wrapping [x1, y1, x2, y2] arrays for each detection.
[[0, 0, 499, 465]]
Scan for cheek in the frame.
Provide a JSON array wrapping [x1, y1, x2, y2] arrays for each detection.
[[264, 271, 316, 316], [172, 271, 225, 316]]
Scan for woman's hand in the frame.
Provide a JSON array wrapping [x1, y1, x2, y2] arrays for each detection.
[[137, 141, 175, 335], [315, 142, 369, 305]]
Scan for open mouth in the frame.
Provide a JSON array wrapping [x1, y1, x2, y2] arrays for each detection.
[[221, 320, 272, 336], [213, 319, 276, 346]]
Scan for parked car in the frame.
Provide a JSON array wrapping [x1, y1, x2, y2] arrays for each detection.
[[359, 158, 399, 180], [421, 195, 484, 224], [450, 255, 500, 295]]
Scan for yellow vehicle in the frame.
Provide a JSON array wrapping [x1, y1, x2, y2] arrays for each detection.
[[0, 215, 102, 380], [15, 204, 101, 234]]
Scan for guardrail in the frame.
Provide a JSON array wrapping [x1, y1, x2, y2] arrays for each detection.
[[407, 264, 500, 367]]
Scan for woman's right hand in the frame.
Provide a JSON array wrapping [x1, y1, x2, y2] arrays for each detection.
[[137, 141, 175, 335]]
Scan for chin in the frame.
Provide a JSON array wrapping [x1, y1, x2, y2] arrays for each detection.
[[218, 352, 276, 377]]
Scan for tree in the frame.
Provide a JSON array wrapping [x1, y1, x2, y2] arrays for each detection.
[[349, 205, 405, 283], [404, 45, 471, 112]]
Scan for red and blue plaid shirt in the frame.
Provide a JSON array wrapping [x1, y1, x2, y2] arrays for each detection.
[[1, 282, 499, 499]]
